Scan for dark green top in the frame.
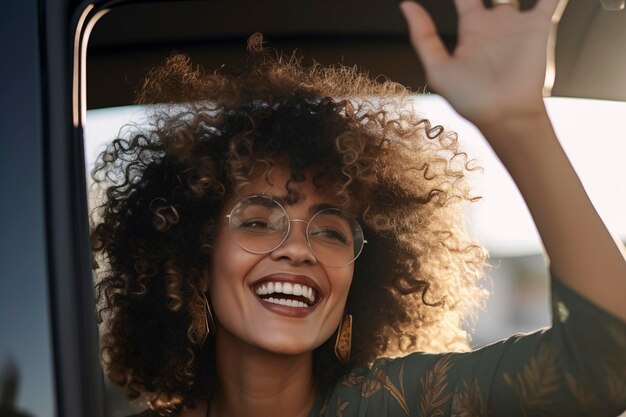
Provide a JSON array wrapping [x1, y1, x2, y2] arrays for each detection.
[[131, 273, 626, 417]]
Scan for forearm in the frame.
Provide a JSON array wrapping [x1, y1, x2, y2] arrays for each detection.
[[479, 110, 626, 323]]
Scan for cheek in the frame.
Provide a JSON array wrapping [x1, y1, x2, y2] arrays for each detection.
[[328, 266, 354, 315], [317, 269, 353, 346], [337, 270, 354, 303], [337, 263, 354, 296], [207, 228, 252, 314]]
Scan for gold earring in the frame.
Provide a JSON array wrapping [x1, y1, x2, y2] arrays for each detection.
[[334, 314, 352, 365], [199, 291, 216, 345]]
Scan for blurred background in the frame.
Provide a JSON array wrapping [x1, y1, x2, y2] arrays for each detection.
[[2, 0, 626, 416]]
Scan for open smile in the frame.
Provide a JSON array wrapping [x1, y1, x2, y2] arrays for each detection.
[[250, 274, 322, 317]]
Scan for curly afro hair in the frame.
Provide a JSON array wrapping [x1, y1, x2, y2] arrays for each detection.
[[91, 33, 488, 414]]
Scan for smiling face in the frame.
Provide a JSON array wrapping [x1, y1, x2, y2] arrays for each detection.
[[207, 164, 355, 355]]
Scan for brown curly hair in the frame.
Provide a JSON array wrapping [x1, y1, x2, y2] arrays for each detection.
[[91, 34, 488, 414]]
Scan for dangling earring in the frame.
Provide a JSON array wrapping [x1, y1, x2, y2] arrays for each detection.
[[334, 314, 352, 365], [199, 291, 216, 345]]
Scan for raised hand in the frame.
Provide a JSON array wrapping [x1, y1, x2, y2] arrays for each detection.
[[400, 0, 563, 131], [402, 0, 626, 325]]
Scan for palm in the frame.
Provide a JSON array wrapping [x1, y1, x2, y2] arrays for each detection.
[[401, 0, 561, 127]]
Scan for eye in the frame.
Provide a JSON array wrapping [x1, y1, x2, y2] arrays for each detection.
[[239, 217, 281, 231], [240, 219, 268, 228], [230, 198, 287, 233], [309, 227, 349, 245]]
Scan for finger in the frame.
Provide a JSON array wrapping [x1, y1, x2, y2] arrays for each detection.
[[452, 0, 483, 16], [533, 0, 568, 20], [399, 1, 449, 71]]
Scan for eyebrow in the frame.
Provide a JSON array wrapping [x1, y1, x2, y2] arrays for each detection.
[[259, 194, 338, 215], [308, 203, 337, 215]]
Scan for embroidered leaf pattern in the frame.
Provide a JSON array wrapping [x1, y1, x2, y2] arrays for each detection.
[[383, 363, 409, 415], [354, 362, 409, 414], [565, 372, 596, 410], [361, 368, 383, 398], [502, 342, 560, 417], [419, 354, 455, 417], [451, 379, 484, 417], [607, 323, 626, 351], [319, 395, 329, 416], [606, 366, 626, 406], [335, 398, 349, 417], [399, 362, 406, 396], [341, 372, 365, 388]]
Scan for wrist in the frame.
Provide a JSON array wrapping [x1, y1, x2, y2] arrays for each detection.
[[476, 102, 549, 135], [477, 108, 559, 166], [477, 105, 551, 145]]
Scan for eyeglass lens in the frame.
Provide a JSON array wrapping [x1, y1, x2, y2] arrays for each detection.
[[228, 196, 365, 267]]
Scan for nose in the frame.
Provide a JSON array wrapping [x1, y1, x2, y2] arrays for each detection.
[[269, 219, 317, 264]]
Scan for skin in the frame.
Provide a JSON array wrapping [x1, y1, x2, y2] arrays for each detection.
[[186, 0, 626, 415], [195, 165, 354, 417]]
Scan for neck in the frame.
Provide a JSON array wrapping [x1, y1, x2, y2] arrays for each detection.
[[208, 327, 316, 417]]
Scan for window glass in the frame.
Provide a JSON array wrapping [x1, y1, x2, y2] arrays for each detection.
[[0, 1, 56, 417]]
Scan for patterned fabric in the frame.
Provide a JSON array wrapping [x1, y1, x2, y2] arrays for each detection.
[[313, 274, 626, 417]]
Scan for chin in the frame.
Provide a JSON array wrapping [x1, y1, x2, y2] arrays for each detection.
[[251, 333, 329, 356]]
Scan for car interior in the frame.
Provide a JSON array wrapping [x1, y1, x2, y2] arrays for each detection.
[[1, 0, 625, 416]]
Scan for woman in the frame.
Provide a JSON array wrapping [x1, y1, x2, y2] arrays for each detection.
[[91, 0, 626, 416]]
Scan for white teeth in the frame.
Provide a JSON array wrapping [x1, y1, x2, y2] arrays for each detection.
[[254, 281, 317, 304], [263, 297, 310, 308]]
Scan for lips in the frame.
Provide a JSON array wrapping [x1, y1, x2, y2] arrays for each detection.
[[250, 273, 322, 315]]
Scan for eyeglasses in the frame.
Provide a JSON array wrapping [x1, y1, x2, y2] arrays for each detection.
[[226, 195, 366, 267]]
